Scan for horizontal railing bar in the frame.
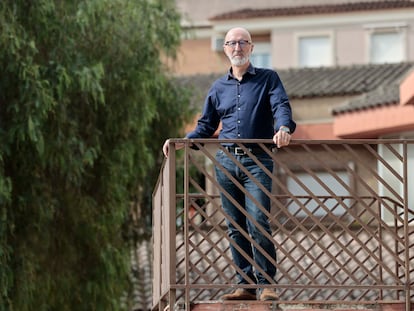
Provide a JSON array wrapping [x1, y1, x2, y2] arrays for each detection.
[[169, 284, 407, 290], [177, 194, 405, 204], [168, 138, 414, 144]]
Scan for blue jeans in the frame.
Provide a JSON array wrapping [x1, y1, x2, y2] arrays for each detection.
[[215, 150, 276, 287]]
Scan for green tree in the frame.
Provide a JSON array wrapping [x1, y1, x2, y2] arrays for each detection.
[[0, 0, 191, 310]]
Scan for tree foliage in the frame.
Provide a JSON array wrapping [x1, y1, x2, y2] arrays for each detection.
[[0, 0, 191, 310]]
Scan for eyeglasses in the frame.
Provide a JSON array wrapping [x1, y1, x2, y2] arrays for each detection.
[[224, 40, 251, 48]]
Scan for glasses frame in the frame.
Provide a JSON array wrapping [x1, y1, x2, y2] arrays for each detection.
[[224, 40, 251, 49]]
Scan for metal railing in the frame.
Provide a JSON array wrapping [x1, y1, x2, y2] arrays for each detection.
[[152, 139, 414, 311]]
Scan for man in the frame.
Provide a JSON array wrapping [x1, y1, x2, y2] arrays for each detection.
[[163, 27, 295, 301]]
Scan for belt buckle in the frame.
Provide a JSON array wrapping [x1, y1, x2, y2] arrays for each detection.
[[234, 147, 245, 155]]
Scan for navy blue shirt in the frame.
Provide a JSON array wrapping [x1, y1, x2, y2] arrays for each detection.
[[186, 64, 296, 142]]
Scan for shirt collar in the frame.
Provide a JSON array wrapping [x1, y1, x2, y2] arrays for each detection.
[[226, 63, 256, 80]]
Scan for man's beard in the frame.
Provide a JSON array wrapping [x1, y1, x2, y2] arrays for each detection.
[[230, 55, 249, 66]]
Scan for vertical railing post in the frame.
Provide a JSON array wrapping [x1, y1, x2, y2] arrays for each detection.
[[166, 142, 177, 310], [152, 167, 162, 310], [378, 198, 384, 300], [402, 142, 411, 311], [183, 141, 191, 311]]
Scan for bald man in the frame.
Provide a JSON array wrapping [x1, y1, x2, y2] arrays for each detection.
[[163, 27, 295, 301]]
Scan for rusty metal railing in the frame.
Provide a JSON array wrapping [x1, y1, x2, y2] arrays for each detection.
[[152, 139, 414, 311]]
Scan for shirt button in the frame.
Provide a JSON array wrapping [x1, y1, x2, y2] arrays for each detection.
[[238, 107, 241, 110], [237, 133, 241, 137], [237, 120, 241, 123]]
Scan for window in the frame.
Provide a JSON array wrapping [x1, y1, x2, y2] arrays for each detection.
[[211, 37, 224, 52], [298, 35, 332, 68], [250, 42, 271, 69], [369, 31, 404, 64]]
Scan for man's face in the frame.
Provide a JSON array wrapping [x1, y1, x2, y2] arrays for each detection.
[[223, 30, 253, 67]]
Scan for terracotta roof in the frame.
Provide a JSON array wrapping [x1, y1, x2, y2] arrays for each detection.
[[209, 0, 414, 21], [332, 81, 401, 114], [278, 62, 414, 99], [180, 62, 414, 115]]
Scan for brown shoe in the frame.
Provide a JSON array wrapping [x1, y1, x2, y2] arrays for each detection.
[[221, 288, 256, 300], [259, 288, 279, 301]]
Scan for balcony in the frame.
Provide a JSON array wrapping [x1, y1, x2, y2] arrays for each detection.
[[152, 139, 414, 311]]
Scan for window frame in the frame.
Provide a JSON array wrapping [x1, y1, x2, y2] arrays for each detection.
[[295, 31, 335, 68], [364, 23, 407, 64]]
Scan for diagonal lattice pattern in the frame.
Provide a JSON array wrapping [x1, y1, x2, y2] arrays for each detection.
[[152, 139, 414, 310]]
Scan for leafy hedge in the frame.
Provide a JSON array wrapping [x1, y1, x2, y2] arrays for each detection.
[[0, 1, 191, 310]]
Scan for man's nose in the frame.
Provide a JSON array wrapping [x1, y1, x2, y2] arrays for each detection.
[[234, 42, 243, 50]]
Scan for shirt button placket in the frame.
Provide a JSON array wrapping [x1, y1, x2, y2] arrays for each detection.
[[237, 82, 241, 138]]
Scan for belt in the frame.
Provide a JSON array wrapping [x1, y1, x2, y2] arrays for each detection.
[[225, 146, 272, 156]]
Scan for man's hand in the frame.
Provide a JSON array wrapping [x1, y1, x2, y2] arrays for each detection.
[[273, 127, 291, 148], [162, 139, 185, 157]]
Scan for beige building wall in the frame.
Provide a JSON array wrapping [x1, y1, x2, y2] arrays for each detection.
[[269, 13, 414, 69], [174, 0, 414, 74], [271, 31, 294, 69], [336, 27, 365, 65], [173, 39, 228, 75], [405, 19, 414, 62], [290, 96, 356, 123]]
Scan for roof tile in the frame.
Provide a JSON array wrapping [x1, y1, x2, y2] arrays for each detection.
[[180, 63, 414, 115], [210, 0, 414, 20]]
